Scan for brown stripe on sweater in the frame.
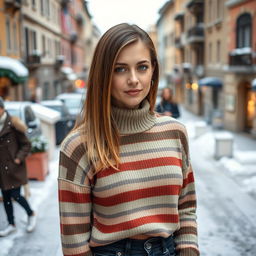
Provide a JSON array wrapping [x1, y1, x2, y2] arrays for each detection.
[[120, 129, 180, 145], [61, 223, 90, 235], [178, 200, 197, 210], [174, 226, 198, 236], [59, 151, 78, 182]]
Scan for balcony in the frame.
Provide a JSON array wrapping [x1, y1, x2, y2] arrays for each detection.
[[187, 24, 204, 44], [228, 48, 256, 73], [174, 12, 184, 22], [26, 53, 41, 67], [70, 32, 78, 44], [186, 0, 204, 14], [5, 0, 21, 13], [175, 37, 182, 48]]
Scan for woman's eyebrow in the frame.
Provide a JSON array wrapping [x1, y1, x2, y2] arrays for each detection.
[[115, 60, 150, 66]]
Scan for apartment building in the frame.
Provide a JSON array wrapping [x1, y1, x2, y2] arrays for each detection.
[[223, 0, 256, 135], [0, 0, 28, 100], [157, 0, 177, 94], [22, 0, 62, 101]]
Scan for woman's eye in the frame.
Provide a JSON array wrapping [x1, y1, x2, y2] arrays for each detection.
[[138, 65, 148, 71], [114, 67, 126, 73]]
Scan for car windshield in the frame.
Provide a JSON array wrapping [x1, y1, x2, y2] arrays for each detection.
[[6, 108, 20, 117], [63, 98, 82, 110]]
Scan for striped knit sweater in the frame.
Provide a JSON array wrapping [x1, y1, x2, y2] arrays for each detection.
[[58, 100, 199, 256]]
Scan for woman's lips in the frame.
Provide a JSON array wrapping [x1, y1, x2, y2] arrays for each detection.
[[125, 89, 142, 96]]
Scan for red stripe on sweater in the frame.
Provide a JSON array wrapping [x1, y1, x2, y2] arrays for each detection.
[[98, 157, 182, 178], [94, 185, 181, 206], [182, 172, 195, 188], [94, 214, 179, 233], [59, 190, 91, 203]]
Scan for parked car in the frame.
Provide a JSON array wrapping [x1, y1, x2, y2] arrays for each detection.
[[41, 100, 73, 145], [55, 92, 85, 124], [4, 101, 42, 140]]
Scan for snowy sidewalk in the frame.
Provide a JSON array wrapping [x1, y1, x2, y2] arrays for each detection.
[[0, 147, 60, 256], [180, 107, 256, 199]]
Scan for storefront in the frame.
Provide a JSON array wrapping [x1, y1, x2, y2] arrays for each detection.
[[0, 56, 28, 100]]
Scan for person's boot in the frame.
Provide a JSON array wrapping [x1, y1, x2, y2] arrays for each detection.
[[0, 224, 16, 237], [26, 212, 37, 233]]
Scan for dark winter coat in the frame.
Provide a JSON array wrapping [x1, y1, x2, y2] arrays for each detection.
[[156, 100, 180, 119], [0, 112, 31, 190]]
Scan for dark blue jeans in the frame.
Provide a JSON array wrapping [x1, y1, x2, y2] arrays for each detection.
[[1, 187, 33, 225], [91, 235, 176, 256]]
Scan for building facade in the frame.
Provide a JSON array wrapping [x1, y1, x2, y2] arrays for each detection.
[[0, 0, 27, 100], [22, 0, 62, 101], [223, 0, 256, 134], [157, 0, 256, 136]]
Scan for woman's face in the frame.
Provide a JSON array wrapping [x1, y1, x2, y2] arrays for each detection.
[[162, 89, 171, 101], [111, 40, 154, 109]]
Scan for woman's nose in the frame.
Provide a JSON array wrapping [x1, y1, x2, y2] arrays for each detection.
[[128, 70, 139, 85]]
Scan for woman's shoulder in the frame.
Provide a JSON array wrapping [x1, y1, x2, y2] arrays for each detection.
[[155, 114, 187, 133], [60, 128, 85, 160]]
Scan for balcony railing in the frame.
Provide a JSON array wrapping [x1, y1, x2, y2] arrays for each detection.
[[187, 24, 204, 43], [229, 48, 255, 66], [174, 12, 184, 22], [5, 0, 21, 13], [26, 55, 41, 66]]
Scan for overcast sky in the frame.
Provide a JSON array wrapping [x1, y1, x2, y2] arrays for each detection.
[[87, 0, 169, 34]]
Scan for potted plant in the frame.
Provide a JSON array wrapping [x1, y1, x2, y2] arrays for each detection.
[[25, 136, 49, 181]]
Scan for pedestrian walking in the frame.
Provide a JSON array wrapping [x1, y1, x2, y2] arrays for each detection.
[[58, 23, 199, 256], [156, 87, 180, 118], [0, 97, 36, 237]]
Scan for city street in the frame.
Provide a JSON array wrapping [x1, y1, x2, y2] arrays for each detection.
[[0, 107, 256, 256]]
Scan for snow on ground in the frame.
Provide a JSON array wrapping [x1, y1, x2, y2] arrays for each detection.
[[0, 157, 59, 256]]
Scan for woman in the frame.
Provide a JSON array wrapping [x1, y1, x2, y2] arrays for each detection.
[[58, 23, 199, 256], [0, 97, 36, 237], [156, 88, 180, 118]]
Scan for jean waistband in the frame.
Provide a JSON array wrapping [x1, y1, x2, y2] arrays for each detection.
[[93, 235, 174, 252]]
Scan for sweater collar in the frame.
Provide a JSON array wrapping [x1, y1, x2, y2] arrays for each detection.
[[111, 100, 156, 135]]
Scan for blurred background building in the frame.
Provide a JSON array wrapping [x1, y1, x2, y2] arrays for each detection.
[[0, 0, 100, 102], [0, 0, 255, 136], [156, 0, 256, 136]]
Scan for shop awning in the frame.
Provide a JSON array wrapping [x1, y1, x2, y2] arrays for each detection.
[[198, 77, 223, 88], [252, 78, 256, 91], [0, 56, 28, 84]]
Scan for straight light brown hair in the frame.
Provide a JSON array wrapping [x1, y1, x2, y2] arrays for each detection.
[[75, 23, 159, 173]]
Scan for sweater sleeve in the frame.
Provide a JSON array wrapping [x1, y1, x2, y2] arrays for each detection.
[[174, 127, 199, 256], [58, 150, 93, 256]]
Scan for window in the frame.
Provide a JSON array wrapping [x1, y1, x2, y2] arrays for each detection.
[[24, 27, 30, 57], [32, 0, 36, 9], [209, 43, 212, 63], [216, 0, 221, 19], [40, 0, 44, 15], [42, 35, 46, 56], [13, 22, 17, 53], [237, 13, 252, 48], [209, 0, 212, 22], [6, 18, 11, 52], [217, 40, 221, 63], [31, 30, 37, 51]]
